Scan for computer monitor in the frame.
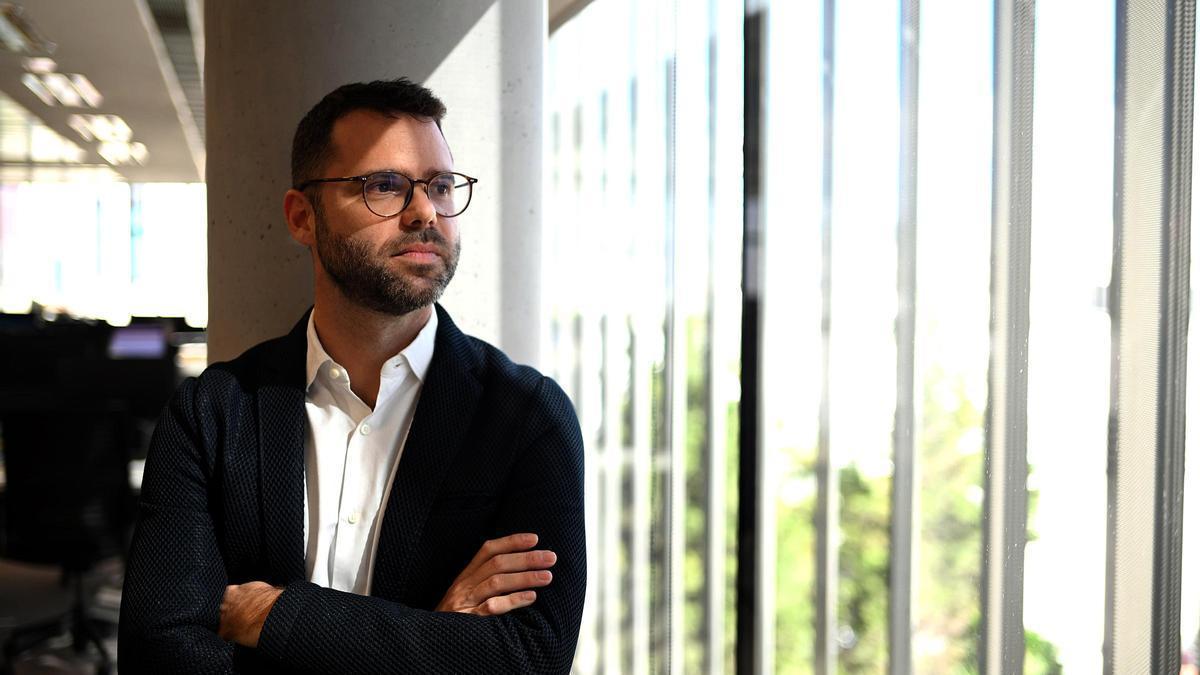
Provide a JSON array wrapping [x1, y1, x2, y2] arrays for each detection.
[[107, 324, 168, 360]]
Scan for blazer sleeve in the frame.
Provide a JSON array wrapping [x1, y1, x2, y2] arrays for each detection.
[[118, 377, 235, 674], [255, 376, 587, 674]]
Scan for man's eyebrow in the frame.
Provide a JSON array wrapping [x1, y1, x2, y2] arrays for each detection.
[[362, 167, 455, 178]]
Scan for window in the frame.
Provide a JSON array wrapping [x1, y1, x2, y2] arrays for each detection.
[[549, 1, 1195, 672]]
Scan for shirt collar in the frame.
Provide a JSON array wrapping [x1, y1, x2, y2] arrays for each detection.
[[304, 308, 438, 391], [305, 312, 331, 391], [392, 307, 437, 383]]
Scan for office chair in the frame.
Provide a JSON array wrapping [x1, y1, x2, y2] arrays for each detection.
[[0, 401, 133, 675]]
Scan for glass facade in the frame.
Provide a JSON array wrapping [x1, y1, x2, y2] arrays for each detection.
[[0, 89, 207, 327], [549, 0, 1196, 672], [545, 1, 743, 672]]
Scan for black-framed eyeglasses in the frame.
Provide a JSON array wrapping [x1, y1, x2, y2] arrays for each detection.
[[296, 171, 478, 218]]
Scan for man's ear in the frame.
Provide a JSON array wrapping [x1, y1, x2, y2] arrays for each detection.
[[283, 189, 316, 247]]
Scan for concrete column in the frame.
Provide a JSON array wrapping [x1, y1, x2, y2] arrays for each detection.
[[205, 0, 544, 366]]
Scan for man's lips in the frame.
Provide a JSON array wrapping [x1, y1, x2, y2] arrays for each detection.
[[391, 244, 443, 263]]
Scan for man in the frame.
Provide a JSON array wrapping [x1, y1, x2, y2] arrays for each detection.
[[118, 79, 586, 674]]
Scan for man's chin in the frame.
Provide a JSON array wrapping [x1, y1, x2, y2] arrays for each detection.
[[383, 280, 448, 311]]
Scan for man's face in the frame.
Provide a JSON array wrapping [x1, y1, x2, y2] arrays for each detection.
[[309, 110, 461, 316]]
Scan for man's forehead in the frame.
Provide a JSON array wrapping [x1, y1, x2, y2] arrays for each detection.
[[329, 109, 452, 171]]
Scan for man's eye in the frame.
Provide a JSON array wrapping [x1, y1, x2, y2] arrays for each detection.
[[431, 178, 454, 195], [366, 175, 405, 193]]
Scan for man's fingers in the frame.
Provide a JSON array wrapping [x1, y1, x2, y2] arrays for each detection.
[[436, 534, 547, 613], [467, 570, 553, 606], [476, 591, 538, 617], [463, 533, 539, 575], [477, 549, 557, 579]]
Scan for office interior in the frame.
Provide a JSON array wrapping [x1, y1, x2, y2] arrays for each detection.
[[0, 0, 1196, 673]]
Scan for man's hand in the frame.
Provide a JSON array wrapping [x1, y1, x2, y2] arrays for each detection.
[[435, 532, 556, 616], [219, 581, 283, 648]]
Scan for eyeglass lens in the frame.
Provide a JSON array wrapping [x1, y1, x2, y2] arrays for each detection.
[[362, 172, 472, 218]]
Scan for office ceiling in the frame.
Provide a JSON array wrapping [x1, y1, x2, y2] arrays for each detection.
[[0, 0, 585, 183], [0, 0, 203, 182]]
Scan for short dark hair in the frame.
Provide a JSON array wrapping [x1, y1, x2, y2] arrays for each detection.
[[290, 78, 447, 189]]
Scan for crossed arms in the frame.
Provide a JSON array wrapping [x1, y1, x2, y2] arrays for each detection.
[[118, 374, 586, 674], [218, 532, 558, 646]]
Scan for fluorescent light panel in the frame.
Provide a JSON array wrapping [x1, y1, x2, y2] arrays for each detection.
[[0, 12, 30, 53], [19, 59, 104, 109], [67, 113, 91, 141], [69, 74, 101, 107], [22, 56, 55, 73], [40, 72, 82, 107], [20, 72, 54, 106], [69, 114, 132, 142], [97, 140, 148, 166]]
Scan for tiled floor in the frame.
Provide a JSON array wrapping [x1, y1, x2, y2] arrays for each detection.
[[0, 559, 121, 674]]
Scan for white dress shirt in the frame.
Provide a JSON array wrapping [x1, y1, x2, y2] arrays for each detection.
[[301, 309, 437, 595]]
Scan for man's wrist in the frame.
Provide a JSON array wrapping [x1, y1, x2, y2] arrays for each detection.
[[220, 582, 283, 648], [247, 585, 283, 645]]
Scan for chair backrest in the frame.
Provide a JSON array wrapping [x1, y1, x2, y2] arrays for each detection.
[[1, 403, 134, 571], [0, 315, 172, 570]]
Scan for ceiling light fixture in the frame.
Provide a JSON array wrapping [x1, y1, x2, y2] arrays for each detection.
[[65, 114, 131, 142], [69, 74, 101, 107], [20, 72, 54, 106], [40, 72, 82, 107], [67, 113, 91, 141], [19, 56, 103, 109], [109, 116, 132, 141], [22, 56, 54, 73], [97, 140, 148, 167], [0, 4, 55, 55], [129, 142, 147, 164]]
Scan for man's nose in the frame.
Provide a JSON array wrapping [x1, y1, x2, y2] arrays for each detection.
[[400, 184, 437, 230]]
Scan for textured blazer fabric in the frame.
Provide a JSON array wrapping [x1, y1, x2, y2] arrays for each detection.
[[118, 304, 587, 674]]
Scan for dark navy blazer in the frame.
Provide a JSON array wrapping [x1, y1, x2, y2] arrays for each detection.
[[118, 304, 586, 674]]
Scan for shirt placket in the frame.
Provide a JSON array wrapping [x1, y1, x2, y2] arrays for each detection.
[[328, 370, 372, 592]]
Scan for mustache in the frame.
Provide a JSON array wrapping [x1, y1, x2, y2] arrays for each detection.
[[383, 228, 452, 253]]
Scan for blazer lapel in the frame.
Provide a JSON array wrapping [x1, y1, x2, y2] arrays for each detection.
[[256, 311, 309, 584], [371, 304, 483, 598]]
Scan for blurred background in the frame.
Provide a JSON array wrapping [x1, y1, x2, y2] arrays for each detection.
[[0, 0, 1196, 673]]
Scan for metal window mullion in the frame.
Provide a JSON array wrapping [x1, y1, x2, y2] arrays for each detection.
[[629, 2, 657, 672], [702, 0, 729, 671], [889, 2, 919, 674], [706, 1, 743, 672], [602, 320, 625, 672], [981, 1, 1034, 674], [631, 312, 653, 675], [577, 312, 606, 673], [629, 28, 654, 675], [814, 1, 839, 673], [563, 91, 603, 675], [607, 31, 643, 675], [1154, 4, 1194, 670], [587, 83, 624, 675], [1107, 1, 1194, 673], [576, 95, 611, 673], [663, 8, 687, 673], [737, 6, 765, 675]]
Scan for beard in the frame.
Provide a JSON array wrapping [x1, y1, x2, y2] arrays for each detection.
[[313, 208, 460, 316]]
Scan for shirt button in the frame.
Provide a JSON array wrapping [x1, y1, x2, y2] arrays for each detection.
[[360, 423, 371, 435], [347, 512, 360, 524], [329, 367, 342, 380]]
